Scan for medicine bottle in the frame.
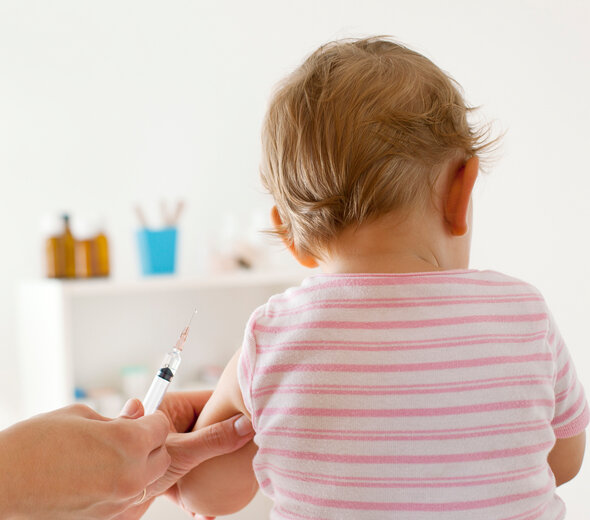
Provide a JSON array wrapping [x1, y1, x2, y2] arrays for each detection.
[[62, 214, 76, 278], [42, 215, 65, 278], [71, 217, 96, 278], [95, 223, 110, 277]]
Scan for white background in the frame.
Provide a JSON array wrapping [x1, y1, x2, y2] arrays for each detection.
[[0, 0, 589, 517]]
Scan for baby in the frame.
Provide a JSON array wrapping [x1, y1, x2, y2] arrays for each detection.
[[176, 37, 588, 519]]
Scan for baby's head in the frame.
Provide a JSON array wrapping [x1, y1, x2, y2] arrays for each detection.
[[261, 37, 494, 265]]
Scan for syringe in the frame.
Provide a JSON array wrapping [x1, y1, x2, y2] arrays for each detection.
[[142, 309, 197, 415]]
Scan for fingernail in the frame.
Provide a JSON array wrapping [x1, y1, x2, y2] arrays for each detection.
[[120, 398, 140, 418], [233, 415, 254, 436]]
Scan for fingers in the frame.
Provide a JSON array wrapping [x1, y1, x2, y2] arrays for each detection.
[[119, 398, 145, 419], [168, 414, 254, 468], [160, 390, 214, 433], [145, 444, 172, 484], [165, 484, 203, 518], [113, 410, 170, 455], [115, 496, 155, 520], [182, 390, 215, 413], [106, 411, 171, 505], [232, 415, 254, 437], [135, 411, 170, 451], [139, 415, 254, 504], [200, 414, 255, 456]]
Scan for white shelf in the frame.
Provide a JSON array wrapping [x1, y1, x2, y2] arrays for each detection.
[[21, 269, 308, 295], [17, 270, 306, 418]]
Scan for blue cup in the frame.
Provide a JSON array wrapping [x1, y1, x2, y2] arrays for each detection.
[[136, 227, 177, 275]]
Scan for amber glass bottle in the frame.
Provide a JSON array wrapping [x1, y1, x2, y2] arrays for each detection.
[[43, 215, 65, 278], [62, 214, 76, 278], [72, 217, 97, 278], [74, 238, 94, 278], [95, 230, 110, 277], [46, 236, 65, 278]]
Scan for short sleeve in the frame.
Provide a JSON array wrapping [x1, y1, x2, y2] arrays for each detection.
[[548, 312, 589, 438], [237, 305, 264, 428]]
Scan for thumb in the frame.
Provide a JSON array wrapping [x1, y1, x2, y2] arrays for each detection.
[[167, 414, 254, 469], [119, 398, 145, 419]]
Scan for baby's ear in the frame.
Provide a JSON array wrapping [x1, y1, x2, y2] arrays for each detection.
[[270, 206, 285, 234], [270, 206, 319, 268], [444, 156, 479, 236]]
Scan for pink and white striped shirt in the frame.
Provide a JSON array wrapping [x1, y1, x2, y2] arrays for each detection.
[[237, 270, 588, 520]]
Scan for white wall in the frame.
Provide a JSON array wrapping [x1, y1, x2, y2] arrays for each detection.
[[1, 0, 589, 515]]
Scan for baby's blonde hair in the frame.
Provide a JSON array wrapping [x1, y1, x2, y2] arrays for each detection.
[[261, 37, 496, 258]]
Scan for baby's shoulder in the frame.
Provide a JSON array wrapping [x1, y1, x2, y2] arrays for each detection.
[[470, 269, 545, 296], [260, 283, 308, 317], [243, 280, 310, 331], [470, 270, 553, 322]]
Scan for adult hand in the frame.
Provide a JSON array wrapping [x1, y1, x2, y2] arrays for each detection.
[[112, 391, 254, 520], [0, 402, 170, 520]]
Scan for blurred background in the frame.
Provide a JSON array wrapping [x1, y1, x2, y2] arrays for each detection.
[[0, 0, 589, 518]]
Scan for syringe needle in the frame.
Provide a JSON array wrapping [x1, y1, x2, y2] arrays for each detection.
[[187, 308, 198, 328], [143, 307, 197, 415], [175, 309, 198, 351]]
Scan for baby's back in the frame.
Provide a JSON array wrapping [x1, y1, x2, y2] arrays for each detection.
[[238, 270, 585, 520]]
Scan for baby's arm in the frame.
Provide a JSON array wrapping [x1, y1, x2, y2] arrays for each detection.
[[176, 350, 259, 517], [547, 431, 586, 486]]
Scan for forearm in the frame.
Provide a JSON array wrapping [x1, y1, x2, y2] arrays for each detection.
[[175, 349, 258, 516], [548, 431, 586, 487], [0, 425, 34, 519], [176, 440, 259, 516]]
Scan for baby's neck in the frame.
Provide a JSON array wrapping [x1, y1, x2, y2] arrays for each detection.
[[321, 251, 443, 274], [318, 211, 470, 275]]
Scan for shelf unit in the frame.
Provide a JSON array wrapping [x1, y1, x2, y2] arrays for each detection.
[[17, 270, 306, 418]]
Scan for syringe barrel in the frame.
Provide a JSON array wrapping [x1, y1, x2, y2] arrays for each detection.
[[143, 375, 170, 415], [142, 348, 182, 414], [161, 348, 182, 375]]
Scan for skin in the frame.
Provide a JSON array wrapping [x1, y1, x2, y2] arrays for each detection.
[[0, 391, 254, 520], [176, 155, 586, 516], [548, 431, 586, 487], [0, 404, 170, 520], [176, 355, 257, 517]]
